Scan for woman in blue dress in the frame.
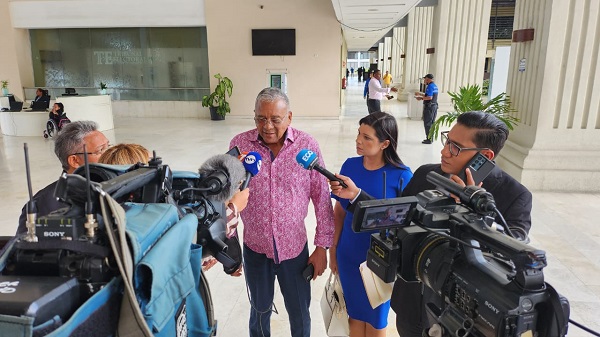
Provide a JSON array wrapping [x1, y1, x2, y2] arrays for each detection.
[[329, 111, 413, 337]]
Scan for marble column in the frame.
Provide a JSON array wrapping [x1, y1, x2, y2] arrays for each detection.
[[496, 0, 600, 192]]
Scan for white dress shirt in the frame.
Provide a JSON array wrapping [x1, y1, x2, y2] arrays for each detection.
[[368, 79, 390, 100]]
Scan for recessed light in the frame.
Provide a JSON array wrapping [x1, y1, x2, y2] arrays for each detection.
[[368, 9, 378, 11]]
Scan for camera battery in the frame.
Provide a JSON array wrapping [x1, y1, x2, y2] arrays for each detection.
[[367, 234, 400, 283], [0, 275, 80, 326]]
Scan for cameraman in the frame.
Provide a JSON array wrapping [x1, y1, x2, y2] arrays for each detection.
[[331, 111, 532, 337], [17, 121, 110, 235]]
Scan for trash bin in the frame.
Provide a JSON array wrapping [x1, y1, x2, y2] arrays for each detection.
[[407, 92, 423, 120]]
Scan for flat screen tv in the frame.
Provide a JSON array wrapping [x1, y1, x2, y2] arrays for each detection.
[[252, 29, 296, 56]]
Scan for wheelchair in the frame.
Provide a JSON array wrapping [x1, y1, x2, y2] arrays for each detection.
[[43, 117, 70, 138]]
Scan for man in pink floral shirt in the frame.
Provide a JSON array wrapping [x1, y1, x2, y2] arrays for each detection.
[[230, 87, 334, 337]]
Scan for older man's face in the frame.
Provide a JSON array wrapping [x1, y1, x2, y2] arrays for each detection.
[[68, 131, 110, 173], [254, 99, 292, 145]]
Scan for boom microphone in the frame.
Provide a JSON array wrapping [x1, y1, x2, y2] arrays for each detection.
[[198, 154, 246, 203], [240, 151, 262, 190], [296, 149, 347, 188], [425, 171, 496, 214]]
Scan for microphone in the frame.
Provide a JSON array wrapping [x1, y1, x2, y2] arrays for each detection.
[[425, 171, 496, 215], [240, 151, 262, 190], [296, 149, 347, 188], [198, 154, 246, 203]]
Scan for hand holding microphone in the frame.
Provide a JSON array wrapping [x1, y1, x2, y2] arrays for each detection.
[[295, 149, 347, 188]]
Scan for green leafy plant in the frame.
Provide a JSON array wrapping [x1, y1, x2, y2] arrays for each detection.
[[1, 80, 8, 89], [201, 73, 233, 117], [100, 82, 107, 90], [428, 84, 520, 140]]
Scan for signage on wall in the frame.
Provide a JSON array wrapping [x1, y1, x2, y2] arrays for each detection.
[[518, 58, 526, 72], [93, 50, 156, 65]]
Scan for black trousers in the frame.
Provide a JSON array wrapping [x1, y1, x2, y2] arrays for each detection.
[[423, 103, 438, 139], [391, 280, 425, 337], [367, 98, 381, 114]]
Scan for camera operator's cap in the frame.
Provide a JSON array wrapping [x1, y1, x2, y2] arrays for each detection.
[[424, 74, 434, 79]]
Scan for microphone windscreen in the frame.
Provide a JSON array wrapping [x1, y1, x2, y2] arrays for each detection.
[[243, 152, 262, 176], [199, 154, 246, 202], [296, 149, 318, 170]]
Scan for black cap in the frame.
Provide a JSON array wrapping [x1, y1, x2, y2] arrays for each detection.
[[424, 74, 434, 79]]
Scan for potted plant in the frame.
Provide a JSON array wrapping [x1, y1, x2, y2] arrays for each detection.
[[428, 84, 520, 140], [202, 73, 233, 120], [100, 82, 107, 95], [1, 80, 8, 96]]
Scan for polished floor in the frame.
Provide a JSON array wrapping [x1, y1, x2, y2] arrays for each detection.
[[0, 77, 598, 336]]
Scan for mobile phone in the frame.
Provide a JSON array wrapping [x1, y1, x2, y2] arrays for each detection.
[[226, 146, 241, 157], [302, 263, 315, 282], [457, 152, 495, 185]]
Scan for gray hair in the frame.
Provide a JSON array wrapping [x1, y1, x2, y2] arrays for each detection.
[[54, 120, 99, 170], [254, 87, 290, 113]]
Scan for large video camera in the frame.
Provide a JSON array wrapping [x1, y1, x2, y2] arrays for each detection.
[[353, 172, 570, 337], [0, 151, 241, 332]]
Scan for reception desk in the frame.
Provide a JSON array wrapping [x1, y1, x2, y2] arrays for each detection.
[[0, 95, 114, 137], [55, 95, 114, 132]]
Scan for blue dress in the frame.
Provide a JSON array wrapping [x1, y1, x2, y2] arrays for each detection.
[[333, 156, 413, 329]]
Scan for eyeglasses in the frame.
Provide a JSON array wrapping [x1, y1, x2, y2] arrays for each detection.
[[440, 131, 488, 157], [72, 143, 111, 157], [254, 116, 286, 126]]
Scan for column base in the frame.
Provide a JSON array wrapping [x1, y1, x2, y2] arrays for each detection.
[[497, 140, 600, 192]]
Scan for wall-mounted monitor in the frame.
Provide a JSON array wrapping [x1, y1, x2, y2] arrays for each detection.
[[252, 29, 296, 56]]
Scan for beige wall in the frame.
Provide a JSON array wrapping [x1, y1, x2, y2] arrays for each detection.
[[204, 0, 341, 118], [0, 0, 33, 100]]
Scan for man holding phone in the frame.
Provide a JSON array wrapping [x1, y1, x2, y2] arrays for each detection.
[[393, 111, 532, 337]]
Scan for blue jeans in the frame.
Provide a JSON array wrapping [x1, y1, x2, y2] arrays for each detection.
[[244, 244, 311, 337]]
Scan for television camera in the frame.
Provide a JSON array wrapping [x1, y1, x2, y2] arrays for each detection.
[[353, 171, 570, 337], [0, 148, 243, 334]]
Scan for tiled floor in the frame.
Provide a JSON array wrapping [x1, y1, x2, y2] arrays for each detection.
[[0, 77, 598, 336]]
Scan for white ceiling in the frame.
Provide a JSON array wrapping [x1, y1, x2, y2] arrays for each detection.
[[331, 0, 423, 51]]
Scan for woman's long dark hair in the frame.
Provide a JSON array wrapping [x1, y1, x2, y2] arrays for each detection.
[[359, 112, 404, 167]]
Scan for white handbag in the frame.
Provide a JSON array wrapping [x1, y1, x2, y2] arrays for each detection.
[[359, 261, 393, 309], [320, 272, 350, 336]]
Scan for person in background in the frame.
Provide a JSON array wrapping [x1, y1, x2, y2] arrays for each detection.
[[98, 143, 151, 165], [30, 88, 50, 108], [48, 103, 71, 132], [329, 111, 412, 337], [230, 87, 334, 337], [382, 71, 393, 88], [17, 121, 110, 234], [363, 70, 373, 109], [414, 74, 439, 144], [368, 70, 398, 114]]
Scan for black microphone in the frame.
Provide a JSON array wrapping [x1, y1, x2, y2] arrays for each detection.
[[425, 171, 496, 214], [199, 154, 246, 203], [240, 151, 262, 190], [296, 149, 347, 188]]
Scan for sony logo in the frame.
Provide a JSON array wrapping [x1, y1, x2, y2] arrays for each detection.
[[485, 300, 500, 314], [371, 260, 380, 267], [44, 231, 65, 237]]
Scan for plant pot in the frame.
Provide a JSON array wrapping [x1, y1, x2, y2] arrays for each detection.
[[209, 107, 225, 121], [101, 88, 107, 95], [1, 88, 8, 96]]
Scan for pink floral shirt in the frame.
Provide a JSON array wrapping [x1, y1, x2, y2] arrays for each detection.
[[230, 127, 334, 262]]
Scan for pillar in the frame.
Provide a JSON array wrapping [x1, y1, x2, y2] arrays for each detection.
[[496, 0, 600, 192]]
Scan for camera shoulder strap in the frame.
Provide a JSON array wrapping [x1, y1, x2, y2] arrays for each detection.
[[100, 193, 153, 337]]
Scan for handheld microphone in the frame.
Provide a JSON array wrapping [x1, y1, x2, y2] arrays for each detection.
[[296, 149, 347, 188], [425, 171, 496, 215], [199, 154, 246, 203], [240, 151, 262, 190]]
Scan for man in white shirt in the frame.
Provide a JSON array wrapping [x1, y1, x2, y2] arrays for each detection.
[[367, 70, 397, 114]]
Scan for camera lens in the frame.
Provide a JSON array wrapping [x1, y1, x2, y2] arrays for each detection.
[[415, 234, 449, 291]]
